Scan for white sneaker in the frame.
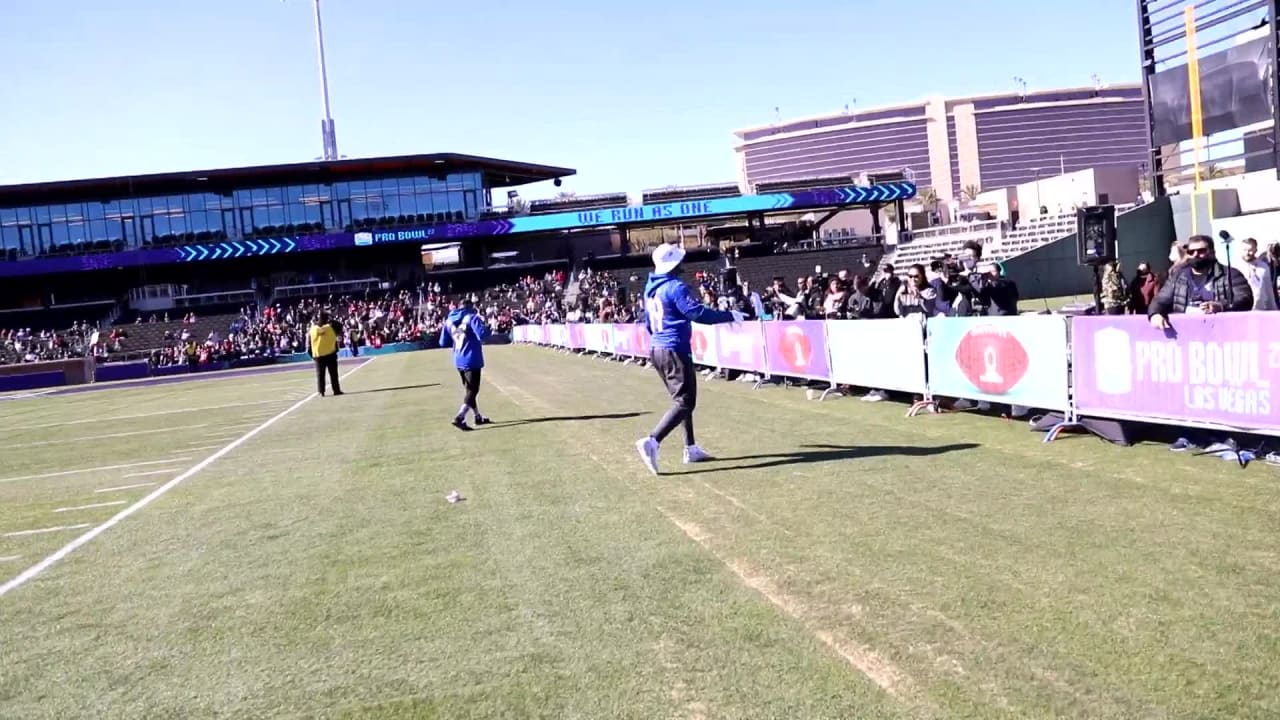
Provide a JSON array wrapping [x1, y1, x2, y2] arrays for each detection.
[[865, 390, 886, 403], [683, 445, 712, 464], [952, 399, 975, 410], [635, 437, 660, 475]]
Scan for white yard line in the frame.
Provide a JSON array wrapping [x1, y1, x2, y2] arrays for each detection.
[[0, 424, 212, 451], [0, 556, 21, 562], [121, 469, 179, 479], [54, 501, 129, 513], [95, 482, 158, 494], [0, 458, 192, 485], [182, 445, 222, 451], [10, 400, 287, 430], [0, 358, 374, 599], [4, 524, 93, 538]]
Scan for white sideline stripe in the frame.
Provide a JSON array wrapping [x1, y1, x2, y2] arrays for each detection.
[[122, 469, 178, 479], [95, 482, 158, 494], [4, 524, 92, 538], [0, 424, 212, 450], [12, 400, 286, 430], [0, 358, 374, 599], [0, 458, 192, 485], [54, 501, 128, 513], [0, 556, 20, 562]]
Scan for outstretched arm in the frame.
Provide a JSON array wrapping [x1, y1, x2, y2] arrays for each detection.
[[672, 284, 736, 324]]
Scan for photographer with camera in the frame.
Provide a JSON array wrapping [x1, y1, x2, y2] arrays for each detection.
[[942, 241, 987, 316]]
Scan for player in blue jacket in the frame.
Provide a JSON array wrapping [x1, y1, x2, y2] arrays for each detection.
[[439, 297, 492, 430], [635, 243, 744, 474]]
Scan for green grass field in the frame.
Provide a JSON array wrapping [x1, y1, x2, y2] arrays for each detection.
[[1, 349, 1278, 719]]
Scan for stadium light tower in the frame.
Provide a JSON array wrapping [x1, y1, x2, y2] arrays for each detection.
[[288, 0, 340, 161]]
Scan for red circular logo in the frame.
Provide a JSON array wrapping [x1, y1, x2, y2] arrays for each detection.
[[779, 326, 812, 370], [691, 328, 709, 358], [954, 326, 1029, 395]]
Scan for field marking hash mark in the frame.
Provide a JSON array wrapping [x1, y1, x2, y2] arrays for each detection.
[[4, 524, 93, 538], [54, 501, 128, 513], [95, 482, 158, 494], [9, 400, 287, 430], [122, 469, 179, 479], [0, 458, 193, 485], [0, 424, 212, 450], [0, 358, 374, 598]]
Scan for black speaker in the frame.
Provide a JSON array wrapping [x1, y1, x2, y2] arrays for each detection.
[[1076, 205, 1117, 266], [721, 266, 739, 289]]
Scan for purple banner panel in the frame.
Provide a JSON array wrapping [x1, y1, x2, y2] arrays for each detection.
[[763, 320, 831, 381], [569, 324, 587, 350], [94, 361, 151, 383], [1072, 313, 1280, 432], [0, 371, 67, 392], [715, 322, 767, 373]]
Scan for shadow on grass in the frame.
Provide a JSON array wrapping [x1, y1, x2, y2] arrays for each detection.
[[353, 383, 441, 394], [668, 442, 980, 475], [487, 411, 649, 428]]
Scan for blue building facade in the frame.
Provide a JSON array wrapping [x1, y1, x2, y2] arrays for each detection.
[[0, 154, 572, 260]]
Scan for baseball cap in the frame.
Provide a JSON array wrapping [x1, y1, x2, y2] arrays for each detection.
[[652, 243, 686, 274]]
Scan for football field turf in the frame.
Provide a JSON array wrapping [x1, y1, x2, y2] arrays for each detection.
[[0, 348, 1277, 719]]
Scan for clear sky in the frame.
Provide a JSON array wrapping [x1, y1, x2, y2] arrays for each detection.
[[0, 0, 1141, 200]]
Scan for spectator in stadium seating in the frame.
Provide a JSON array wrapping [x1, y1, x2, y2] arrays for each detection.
[[821, 276, 849, 319], [976, 262, 1020, 316], [1101, 261, 1128, 315], [894, 264, 938, 317], [845, 275, 876, 319], [1167, 240, 1189, 280], [946, 241, 990, 316], [1149, 235, 1253, 328], [869, 262, 901, 318], [1238, 238, 1278, 310], [1128, 262, 1160, 315]]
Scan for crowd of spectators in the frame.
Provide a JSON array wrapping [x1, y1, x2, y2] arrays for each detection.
[[22, 235, 1276, 370], [0, 323, 101, 365]]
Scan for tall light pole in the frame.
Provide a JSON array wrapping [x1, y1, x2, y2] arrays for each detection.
[[309, 0, 339, 160]]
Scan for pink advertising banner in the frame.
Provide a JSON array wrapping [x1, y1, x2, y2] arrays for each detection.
[[763, 320, 831, 381], [1072, 313, 1280, 433], [714, 322, 767, 373]]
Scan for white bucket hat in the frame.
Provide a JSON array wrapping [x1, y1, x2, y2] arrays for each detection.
[[652, 243, 686, 274]]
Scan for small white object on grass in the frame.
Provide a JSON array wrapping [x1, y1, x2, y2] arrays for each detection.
[[446, 491, 465, 504]]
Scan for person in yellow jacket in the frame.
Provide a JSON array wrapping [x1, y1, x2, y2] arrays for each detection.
[[308, 311, 343, 396]]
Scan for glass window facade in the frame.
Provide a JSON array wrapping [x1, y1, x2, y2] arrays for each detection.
[[0, 171, 485, 257]]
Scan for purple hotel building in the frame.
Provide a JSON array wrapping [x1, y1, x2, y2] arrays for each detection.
[[734, 85, 1150, 202]]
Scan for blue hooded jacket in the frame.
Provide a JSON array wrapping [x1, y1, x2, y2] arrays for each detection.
[[439, 307, 490, 370], [641, 273, 735, 355]]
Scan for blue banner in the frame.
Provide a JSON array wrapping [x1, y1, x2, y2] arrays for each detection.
[[0, 183, 915, 278]]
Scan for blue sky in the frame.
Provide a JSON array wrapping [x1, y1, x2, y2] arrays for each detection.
[[0, 0, 1141, 199]]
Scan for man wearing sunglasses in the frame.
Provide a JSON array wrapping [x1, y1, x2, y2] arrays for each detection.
[[1148, 235, 1252, 329]]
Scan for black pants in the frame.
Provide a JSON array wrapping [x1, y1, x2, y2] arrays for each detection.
[[650, 348, 697, 446], [314, 353, 340, 394], [1105, 305, 1126, 315], [459, 368, 482, 413]]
